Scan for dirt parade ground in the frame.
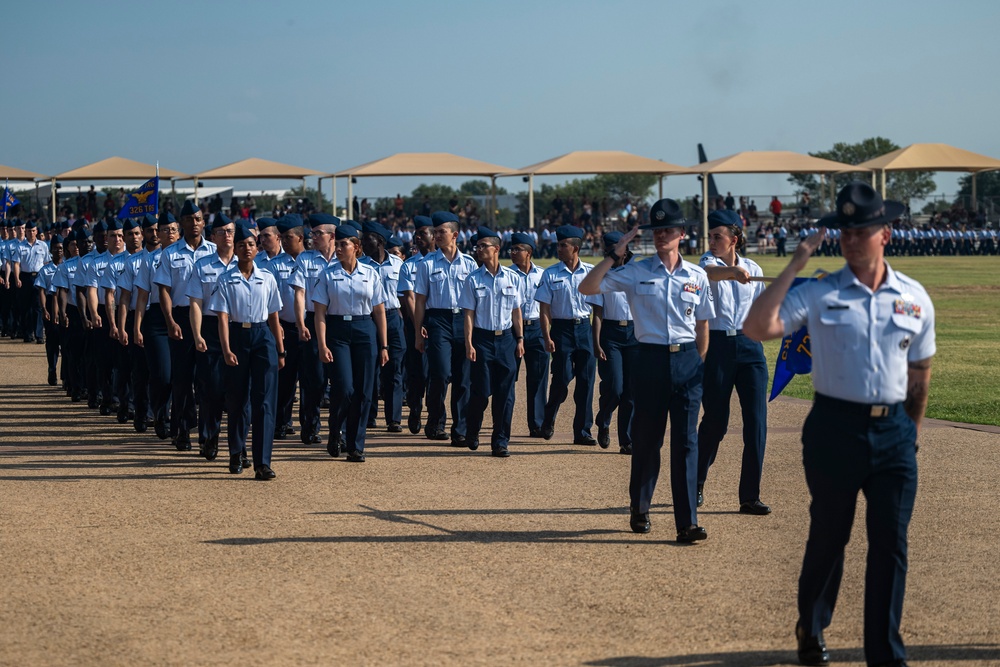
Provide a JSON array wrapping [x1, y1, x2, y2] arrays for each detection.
[[1, 338, 998, 666]]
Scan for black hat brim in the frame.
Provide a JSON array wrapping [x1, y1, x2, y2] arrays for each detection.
[[819, 200, 906, 229], [639, 219, 690, 230]]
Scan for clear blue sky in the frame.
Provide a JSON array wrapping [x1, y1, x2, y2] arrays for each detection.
[[5, 0, 997, 204]]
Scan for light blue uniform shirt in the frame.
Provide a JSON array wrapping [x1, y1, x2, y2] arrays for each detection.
[[36, 262, 59, 294], [779, 263, 935, 405], [413, 249, 478, 310], [117, 249, 147, 310], [511, 262, 544, 321], [288, 249, 334, 314], [152, 237, 218, 307], [134, 248, 164, 305], [535, 260, 594, 320], [254, 249, 283, 273], [699, 252, 765, 331], [16, 240, 49, 273], [585, 282, 633, 322], [397, 253, 427, 295], [73, 249, 98, 290], [265, 252, 299, 323], [208, 265, 282, 324], [360, 253, 403, 310], [598, 255, 715, 345], [98, 251, 130, 304], [186, 253, 236, 316], [53, 257, 81, 308], [312, 261, 386, 316], [458, 264, 522, 331]]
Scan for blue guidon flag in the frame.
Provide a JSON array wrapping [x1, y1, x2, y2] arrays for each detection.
[[2, 187, 19, 216], [117, 177, 159, 220], [768, 271, 827, 402]]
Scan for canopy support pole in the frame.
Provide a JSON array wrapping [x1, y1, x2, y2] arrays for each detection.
[[348, 178, 353, 221], [332, 178, 337, 217], [194, 178, 199, 206], [658, 175, 663, 200], [528, 174, 535, 231], [880, 170, 886, 198], [50, 178, 57, 222], [829, 173, 836, 211], [34, 181, 41, 221], [700, 172, 709, 254], [971, 172, 978, 212], [490, 176, 496, 226]]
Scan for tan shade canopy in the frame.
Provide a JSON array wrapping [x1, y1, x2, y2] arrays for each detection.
[[506, 150, 685, 176], [0, 164, 48, 181], [682, 150, 863, 174], [55, 156, 190, 180], [856, 143, 1000, 173], [332, 153, 514, 178], [197, 158, 324, 180]]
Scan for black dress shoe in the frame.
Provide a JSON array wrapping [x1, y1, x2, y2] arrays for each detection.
[[468, 439, 479, 451], [425, 429, 448, 441], [274, 425, 287, 440], [134, 418, 147, 433], [407, 412, 422, 434], [99, 403, 112, 416], [173, 436, 192, 451], [47, 368, 57, 386], [574, 436, 598, 446], [450, 432, 466, 447], [491, 447, 510, 458], [229, 454, 243, 474], [254, 464, 276, 480], [597, 426, 611, 449], [629, 507, 651, 534], [795, 622, 830, 666], [740, 499, 772, 515], [366, 419, 377, 429], [676, 525, 708, 543], [540, 424, 554, 440], [387, 422, 402, 433], [116, 410, 129, 424], [327, 435, 341, 458], [203, 435, 219, 461], [528, 428, 543, 438], [619, 444, 632, 455], [154, 418, 169, 440], [346, 451, 366, 463], [240, 452, 251, 470], [697, 484, 705, 508], [320, 397, 330, 409]]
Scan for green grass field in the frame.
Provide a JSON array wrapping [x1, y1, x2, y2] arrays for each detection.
[[528, 253, 999, 426]]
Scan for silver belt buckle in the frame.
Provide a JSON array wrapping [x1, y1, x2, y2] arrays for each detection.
[[870, 405, 889, 418], [668, 344, 680, 352], [726, 328, 738, 337], [242, 322, 251, 329], [451, 308, 460, 314], [573, 318, 582, 324], [619, 320, 628, 327], [343, 315, 353, 321], [494, 330, 502, 336]]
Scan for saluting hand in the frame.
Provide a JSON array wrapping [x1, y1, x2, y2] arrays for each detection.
[[792, 227, 826, 270], [613, 226, 640, 258]]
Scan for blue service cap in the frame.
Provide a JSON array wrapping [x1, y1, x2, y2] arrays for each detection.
[[72, 219, 88, 231], [142, 214, 158, 229], [123, 218, 140, 231], [386, 235, 402, 249], [212, 212, 233, 229], [59, 219, 71, 229], [641, 199, 687, 229], [93, 219, 108, 233], [555, 225, 584, 240], [180, 200, 200, 217], [256, 217, 277, 230], [158, 212, 176, 225], [233, 222, 255, 243], [602, 231, 624, 247], [74, 228, 93, 242], [412, 215, 433, 229], [276, 216, 303, 234], [476, 225, 499, 240], [308, 212, 339, 227], [362, 220, 389, 241], [335, 225, 359, 240], [510, 232, 536, 252], [25, 220, 37, 230], [343, 219, 362, 232], [105, 218, 124, 231], [49, 234, 64, 249], [431, 211, 459, 226], [707, 209, 742, 229]]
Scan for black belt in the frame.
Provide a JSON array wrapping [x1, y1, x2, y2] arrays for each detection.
[[473, 327, 511, 337], [24, 272, 38, 277], [608, 319, 632, 327], [329, 314, 371, 321], [522, 319, 538, 327], [709, 328, 743, 337], [552, 317, 588, 325], [639, 341, 697, 353], [230, 321, 269, 330], [385, 308, 399, 313], [814, 393, 901, 419], [427, 307, 462, 315], [173, 306, 190, 313]]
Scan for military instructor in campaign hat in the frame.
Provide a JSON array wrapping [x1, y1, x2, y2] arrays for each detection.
[[579, 199, 714, 543], [744, 182, 935, 667]]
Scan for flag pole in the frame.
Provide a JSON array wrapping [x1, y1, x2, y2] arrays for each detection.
[[3, 177, 8, 219]]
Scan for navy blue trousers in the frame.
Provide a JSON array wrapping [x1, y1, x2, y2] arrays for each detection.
[[543, 319, 595, 441], [276, 319, 301, 431], [224, 323, 278, 466], [326, 317, 376, 454], [629, 343, 703, 532], [370, 308, 405, 425], [19, 275, 43, 341], [299, 312, 325, 440], [467, 328, 517, 450], [64, 306, 86, 396], [516, 320, 549, 433], [696, 331, 768, 503], [142, 306, 172, 428], [126, 311, 151, 424], [403, 316, 428, 418], [95, 305, 117, 409], [424, 309, 470, 438], [112, 313, 132, 418], [196, 316, 225, 445], [798, 395, 918, 666], [168, 307, 198, 441], [42, 315, 61, 376], [595, 321, 637, 447]]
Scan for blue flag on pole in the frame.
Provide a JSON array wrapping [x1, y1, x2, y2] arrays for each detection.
[[768, 274, 825, 402], [117, 177, 159, 220], [2, 188, 19, 217]]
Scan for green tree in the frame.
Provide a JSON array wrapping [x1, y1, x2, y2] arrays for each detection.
[[787, 137, 935, 206], [513, 173, 657, 226], [956, 170, 1000, 199]]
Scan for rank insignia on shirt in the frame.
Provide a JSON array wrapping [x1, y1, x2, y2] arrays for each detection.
[[893, 299, 921, 318], [683, 282, 701, 295]]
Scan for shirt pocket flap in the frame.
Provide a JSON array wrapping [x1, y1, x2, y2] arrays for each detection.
[[891, 313, 921, 333], [679, 291, 700, 304], [549, 280, 567, 290], [819, 308, 855, 326], [429, 271, 446, 283]]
